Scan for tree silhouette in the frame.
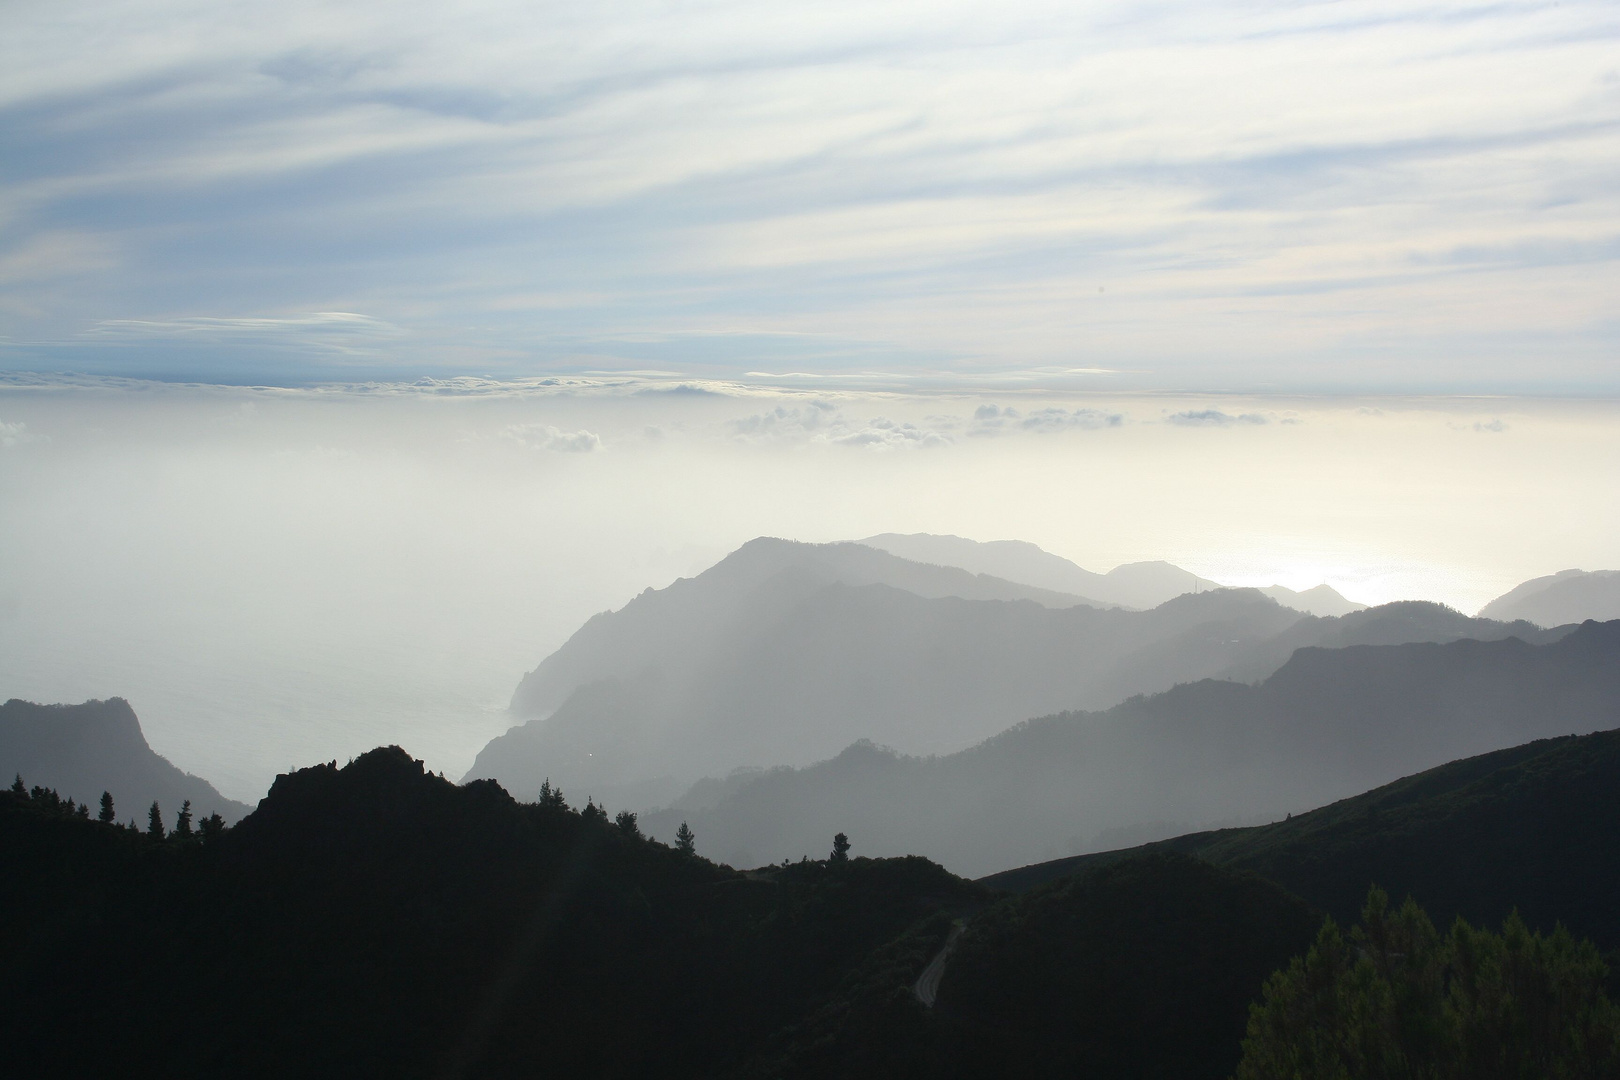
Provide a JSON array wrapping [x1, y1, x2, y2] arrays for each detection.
[[581, 798, 604, 824], [831, 833, 850, 863], [1236, 887, 1620, 1079], [615, 809, 641, 838], [174, 799, 193, 839], [10, 774, 23, 795], [99, 791, 115, 823], [147, 801, 165, 841], [675, 821, 696, 855], [538, 778, 568, 810], [198, 813, 226, 842]]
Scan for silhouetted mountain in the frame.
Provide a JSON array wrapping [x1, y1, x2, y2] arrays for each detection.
[[0, 697, 249, 823], [476, 561, 1309, 807], [1253, 583, 1366, 617], [859, 532, 1218, 608], [860, 532, 1366, 615], [0, 744, 985, 1077], [9, 737, 1616, 1078], [1481, 568, 1620, 627], [509, 537, 1103, 719], [1216, 598, 1568, 683], [641, 621, 1620, 876], [480, 539, 1568, 812], [983, 723, 1620, 952], [743, 851, 1320, 1080]]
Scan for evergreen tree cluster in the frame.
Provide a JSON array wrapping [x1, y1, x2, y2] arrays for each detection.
[[9, 773, 93, 820], [1237, 888, 1620, 1079], [4, 776, 227, 842]]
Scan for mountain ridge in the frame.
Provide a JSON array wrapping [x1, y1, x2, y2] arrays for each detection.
[[858, 532, 1366, 615], [475, 537, 1567, 813], [979, 723, 1620, 950], [0, 697, 250, 823], [1480, 568, 1620, 627], [639, 621, 1620, 876]]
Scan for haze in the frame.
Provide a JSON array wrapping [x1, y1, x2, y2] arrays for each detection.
[[0, 377, 1614, 800]]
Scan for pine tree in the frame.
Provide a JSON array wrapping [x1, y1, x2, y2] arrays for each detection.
[[174, 799, 193, 839], [614, 809, 641, 839], [538, 779, 568, 811], [675, 821, 696, 855], [581, 798, 604, 823], [198, 813, 226, 842], [831, 832, 851, 863], [9, 774, 22, 795], [1236, 887, 1620, 1079], [147, 801, 165, 840], [99, 791, 115, 823]]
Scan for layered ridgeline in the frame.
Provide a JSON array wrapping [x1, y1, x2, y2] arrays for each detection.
[[1481, 568, 1620, 627], [860, 532, 1366, 617], [641, 621, 1620, 876], [985, 723, 1620, 953], [471, 537, 1560, 811], [1, 698, 249, 823], [8, 736, 1617, 1078]]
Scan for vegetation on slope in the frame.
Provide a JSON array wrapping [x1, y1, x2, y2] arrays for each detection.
[[0, 746, 983, 1078], [1237, 889, 1620, 1079], [987, 725, 1620, 951]]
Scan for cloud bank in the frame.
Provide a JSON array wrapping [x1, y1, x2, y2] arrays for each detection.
[[1, 0, 1617, 390]]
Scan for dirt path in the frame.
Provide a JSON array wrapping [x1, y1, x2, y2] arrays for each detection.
[[912, 921, 966, 1007]]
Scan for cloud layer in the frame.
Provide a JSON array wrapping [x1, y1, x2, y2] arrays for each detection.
[[2, 0, 1617, 390]]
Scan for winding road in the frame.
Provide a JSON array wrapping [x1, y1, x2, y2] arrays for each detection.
[[912, 921, 966, 1007]]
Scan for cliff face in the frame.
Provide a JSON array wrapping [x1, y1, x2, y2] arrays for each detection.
[[0, 697, 250, 822]]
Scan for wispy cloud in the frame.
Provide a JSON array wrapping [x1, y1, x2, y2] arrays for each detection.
[[1165, 409, 1268, 427], [85, 312, 405, 356], [1, 0, 1617, 390]]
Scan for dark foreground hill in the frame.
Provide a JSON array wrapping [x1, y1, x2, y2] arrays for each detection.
[[0, 697, 249, 823], [0, 745, 984, 1078], [7, 739, 1617, 1078], [642, 620, 1620, 875], [744, 852, 1321, 1080], [985, 724, 1620, 950]]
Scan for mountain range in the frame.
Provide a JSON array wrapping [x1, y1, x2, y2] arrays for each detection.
[[859, 532, 1367, 616], [1480, 568, 1620, 627], [0, 697, 250, 823], [471, 537, 1564, 812], [640, 620, 1620, 875], [984, 723, 1620, 952]]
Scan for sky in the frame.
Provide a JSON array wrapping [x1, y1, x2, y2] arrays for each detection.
[[2, 0, 1618, 390], [2, 1, 1618, 798]]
